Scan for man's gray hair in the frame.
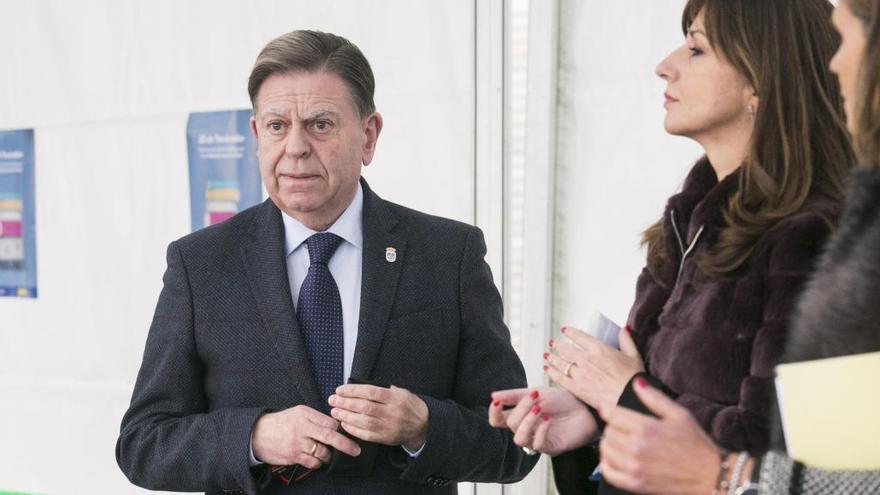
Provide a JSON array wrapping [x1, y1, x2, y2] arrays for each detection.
[[248, 30, 376, 117]]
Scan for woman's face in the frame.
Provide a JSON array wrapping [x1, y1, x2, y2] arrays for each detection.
[[830, 0, 868, 133], [655, 11, 755, 141]]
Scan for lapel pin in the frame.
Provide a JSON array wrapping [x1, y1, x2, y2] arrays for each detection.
[[385, 247, 397, 263]]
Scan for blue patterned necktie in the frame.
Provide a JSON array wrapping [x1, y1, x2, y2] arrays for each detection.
[[297, 232, 344, 412]]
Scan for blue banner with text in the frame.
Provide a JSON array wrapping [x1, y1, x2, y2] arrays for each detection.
[[0, 129, 37, 298], [187, 110, 262, 232]]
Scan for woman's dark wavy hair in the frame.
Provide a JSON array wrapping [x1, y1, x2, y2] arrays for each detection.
[[643, 0, 855, 281]]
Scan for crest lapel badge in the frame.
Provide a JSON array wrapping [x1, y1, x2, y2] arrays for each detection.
[[385, 247, 397, 263]]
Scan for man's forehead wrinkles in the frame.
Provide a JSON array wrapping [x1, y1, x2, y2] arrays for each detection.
[[258, 102, 341, 120]]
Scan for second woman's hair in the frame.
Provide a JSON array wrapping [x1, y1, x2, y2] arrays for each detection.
[[848, 0, 880, 165]]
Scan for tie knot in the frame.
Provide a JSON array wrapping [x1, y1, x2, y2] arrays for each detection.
[[305, 232, 343, 265]]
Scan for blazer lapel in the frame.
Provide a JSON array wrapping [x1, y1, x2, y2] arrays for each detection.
[[240, 200, 323, 410], [351, 180, 406, 380]]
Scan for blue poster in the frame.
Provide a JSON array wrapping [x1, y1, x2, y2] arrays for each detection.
[[0, 129, 37, 298], [187, 110, 262, 232]]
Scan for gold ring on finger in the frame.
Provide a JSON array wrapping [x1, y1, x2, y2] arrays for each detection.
[[309, 442, 318, 456], [563, 361, 576, 378]]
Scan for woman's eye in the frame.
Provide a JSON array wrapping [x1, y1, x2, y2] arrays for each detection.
[[688, 47, 703, 57]]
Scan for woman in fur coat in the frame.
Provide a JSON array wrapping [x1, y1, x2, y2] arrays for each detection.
[[490, 0, 854, 493], [587, 0, 880, 493]]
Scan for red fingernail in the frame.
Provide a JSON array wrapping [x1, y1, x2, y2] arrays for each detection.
[[492, 400, 500, 407], [543, 352, 549, 360], [636, 377, 648, 389], [549, 339, 555, 348], [624, 324, 633, 333], [532, 405, 541, 415], [529, 390, 539, 399], [560, 326, 567, 334], [542, 414, 550, 422]]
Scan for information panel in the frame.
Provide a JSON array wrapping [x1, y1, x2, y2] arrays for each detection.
[[0, 129, 37, 298], [187, 110, 262, 232]]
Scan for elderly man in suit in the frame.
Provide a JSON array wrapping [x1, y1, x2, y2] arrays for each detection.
[[116, 30, 537, 495]]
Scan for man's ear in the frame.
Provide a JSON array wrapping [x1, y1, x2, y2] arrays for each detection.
[[361, 112, 383, 166], [250, 115, 259, 140]]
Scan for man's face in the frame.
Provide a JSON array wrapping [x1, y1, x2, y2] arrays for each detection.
[[251, 71, 381, 230]]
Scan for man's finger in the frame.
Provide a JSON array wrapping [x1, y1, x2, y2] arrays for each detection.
[[296, 452, 323, 471], [296, 405, 340, 430], [632, 378, 681, 420], [309, 424, 362, 457], [335, 384, 391, 404], [311, 442, 332, 463], [340, 421, 384, 445], [330, 407, 382, 433], [328, 394, 383, 417]]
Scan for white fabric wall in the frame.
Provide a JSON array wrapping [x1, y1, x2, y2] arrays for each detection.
[[552, 0, 703, 329], [0, 0, 740, 493], [0, 1, 477, 493]]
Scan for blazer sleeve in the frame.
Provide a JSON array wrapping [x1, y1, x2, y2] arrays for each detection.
[[116, 241, 269, 494], [397, 227, 539, 485], [620, 214, 833, 453], [550, 445, 601, 495]]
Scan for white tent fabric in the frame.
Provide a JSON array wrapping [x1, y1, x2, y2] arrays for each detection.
[[1, 0, 723, 493], [552, 0, 702, 330], [0, 1, 477, 493]]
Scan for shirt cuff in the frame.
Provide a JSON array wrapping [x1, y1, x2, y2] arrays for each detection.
[[401, 442, 426, 458], [249, 439, 263, 466]]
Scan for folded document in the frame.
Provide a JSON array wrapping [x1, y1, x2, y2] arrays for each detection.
[[775, 351, 880, 470]]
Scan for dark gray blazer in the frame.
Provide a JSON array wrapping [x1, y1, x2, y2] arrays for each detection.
[[116, 180, 537, 494]]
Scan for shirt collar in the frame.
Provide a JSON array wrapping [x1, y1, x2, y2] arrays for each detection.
[[281, 182, 364, 256]]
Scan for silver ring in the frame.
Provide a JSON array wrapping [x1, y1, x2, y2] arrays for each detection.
[[563, 361, 575, 378], [522, 446, 538, 456]]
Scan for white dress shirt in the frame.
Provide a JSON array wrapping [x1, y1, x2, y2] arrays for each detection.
[[249, 184, 423, 464], [282, 184, 363, 383]]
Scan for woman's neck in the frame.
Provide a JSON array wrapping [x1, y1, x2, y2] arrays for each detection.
[[697, 123, 752, 182]]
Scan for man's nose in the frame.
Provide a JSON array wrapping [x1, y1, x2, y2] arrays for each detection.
[[284, 124, 310, 159]]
